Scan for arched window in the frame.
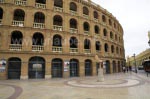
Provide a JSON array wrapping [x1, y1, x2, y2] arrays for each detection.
[[83, 22, 90, 31], [109, 19, 112, 26], [84, 39, 90, 49], [116, 47, 119, 54], [83, 6, 89, 15], [115, 34, 118, 41], [34, 12, 45, 23], [0, 7, 3, 21], [96, 41, 100, 51], [110, 31, 113, 39], [114, 23, 116, 28], [111, 45, 114, 53], [94, 11, 98, 19], [95, 25, 99, 34], [53, 15, 63, 26], [53, 35, 62, 47], [102, 15, 106, 22], [70, 2, 77, 11], [103, 28, 107, 36], [70, 37, 78, 48], [70, 18, 77, 29], [32, 33, 44, 45], [11, 31, 23, 44], [13, 9, 25, 21], [104, 43, 109, 52], [36, 0, 46, 4], [54, 0, 63, 8]]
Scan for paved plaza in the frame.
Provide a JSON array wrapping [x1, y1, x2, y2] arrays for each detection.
[[0, 71, 150, 99]]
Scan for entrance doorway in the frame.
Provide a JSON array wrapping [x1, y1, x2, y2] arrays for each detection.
[[85, 59, 92, 76], [52, 58, 63, 78], [70, 59, 79, 77], [28, 56, 45, 79], [8, 58, 21, 79]]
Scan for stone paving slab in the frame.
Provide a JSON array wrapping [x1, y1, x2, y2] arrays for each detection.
[[0, 72, 150, 99]]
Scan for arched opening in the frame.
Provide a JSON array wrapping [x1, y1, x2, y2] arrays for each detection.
[[96, 41, 100, 51], [36, 0, 46, 4], [83, 6, 89, 15], [118, 61, 121, 72], [115, 34, 118, 41], [53, 15, 63, 26], [28, 56, 45, 79], [111, 45, 114, 53], [83, 22, 90, 31], [11, 31, 23, 44], [103, 28, 107, 36], [94, 11, 98, 19], [54, 0, 63, 8], [85, 59, 92, 76], [110, 31, 113, 39], [84, 39, 90, 49], [114, 23, 116, 28], [32, 33, 44, 45], [70, 37, 78, 48], [0, 7, 3, 21], [8, 58, 21, 79], [104, 43, 109, 52], [70, 59, 79, 77], [13, 9, 25, 21], [95, 25, 99, 34], [70, 18, 77, 29], [102, 15, 106, 22], [53, 35, 62, 47], [109, 19, 112, 26], [113, 61, 116, 73], [52, 58, 63, 78], [105, 60, 110, 74], [70, 2, 77, 11], [34, 12, 45, 23], [116, 47, 119, 54]]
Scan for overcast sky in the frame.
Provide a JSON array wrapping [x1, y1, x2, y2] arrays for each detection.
[[92, 0, 150, 57]]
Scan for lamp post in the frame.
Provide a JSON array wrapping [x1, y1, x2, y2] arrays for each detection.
[[133, 53, 137, 73], [148, 31, 150, 46]]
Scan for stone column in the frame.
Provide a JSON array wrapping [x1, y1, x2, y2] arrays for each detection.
[[79, 61, 85, 77], [45, 60, 51, 79], [92, 62, 97, 76], [20, 58, 28, 80]]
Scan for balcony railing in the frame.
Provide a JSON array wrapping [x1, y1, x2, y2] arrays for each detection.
[[84, 31, 90, 35], [9, 44, 22, 51], [70, 28, 78, 34], [0, 0, 4, 3], [70, 48, 78, 53], [53, 25, 63, 31], [104, 52, 110, 57], [83, 14, 89, 19], [54, 6, 63, 12], [70, 10, 78, 16], [32, 45, 44, 51], [12, 20, 24, 27], [52, 46, 62, 52], [84, 49, 91, 54], [35, 3, 46, 9], [94, 18, 99, 22], [33, 23, 45, 29], [14, 0, 27, 6], [0, 19, 2, 25]]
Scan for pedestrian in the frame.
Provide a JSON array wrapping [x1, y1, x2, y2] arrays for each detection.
[[126, 67, 128, 73], [123, 66, 126, 73]]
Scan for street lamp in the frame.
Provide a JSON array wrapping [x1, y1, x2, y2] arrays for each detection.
[[133, 53, 137, 73], [148, 31, 150, 46]]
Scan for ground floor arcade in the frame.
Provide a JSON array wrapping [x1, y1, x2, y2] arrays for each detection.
[[0, 54, 124, 80]]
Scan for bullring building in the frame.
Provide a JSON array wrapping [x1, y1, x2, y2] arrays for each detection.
[[0, 0, 125, 80]]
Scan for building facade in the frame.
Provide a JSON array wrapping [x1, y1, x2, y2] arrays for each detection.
[[0, 0, 125, 80]]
